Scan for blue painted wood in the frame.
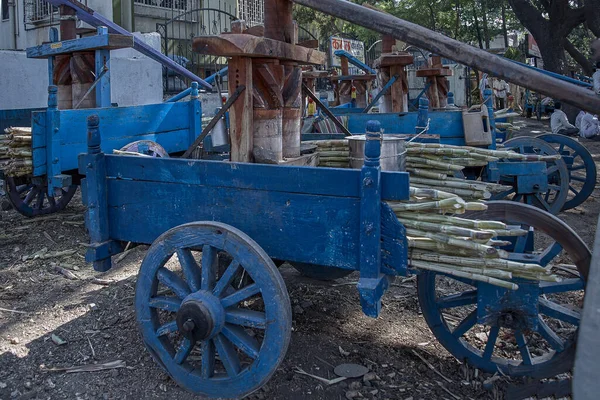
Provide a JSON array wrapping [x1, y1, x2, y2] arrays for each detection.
[[0, 108, 44, 132], [81, 115, 112, 272], [95, 27, 112, 108], [46, 86, 61, 193], [380, 202, 408, 276], [483, 88, 497, 150], [416, 97, 429, 134], [26, 33, 133, 58], [135, 221, 291, 398], [98, 155, 409, 201], [189, 82, 200, 146], [356, 121, 389, 317], [363, 75, 396, 114], [32, 100, 202, 178]]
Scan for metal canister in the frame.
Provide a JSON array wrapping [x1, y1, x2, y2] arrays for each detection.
[[209, 107, 229, 147], [348, 134, 406, 171]]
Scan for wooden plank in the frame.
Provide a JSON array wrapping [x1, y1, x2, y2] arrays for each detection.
[[26, 34, 133, 58], [373, 54, 414, 68], [193, 35, 326, 65], [228, 57, 254, 162], [302, 83, 352, 137], [106, 179, 361, 269], [264, 0, 294, 43], [102, 154, 409, 201], [298, 39, 319, 49]]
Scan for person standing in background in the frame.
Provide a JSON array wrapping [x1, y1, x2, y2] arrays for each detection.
[[479, 73, 489, 102], [493, 78, 509, 109]]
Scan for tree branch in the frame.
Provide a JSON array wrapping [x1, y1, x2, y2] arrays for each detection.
[[565, 39, 594, 75], [507, 0, 547, 39], [560, 6, 587, 37]]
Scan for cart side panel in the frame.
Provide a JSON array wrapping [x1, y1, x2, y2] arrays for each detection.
[[32, 100, 201, 176], [81, 155, 409, 271]]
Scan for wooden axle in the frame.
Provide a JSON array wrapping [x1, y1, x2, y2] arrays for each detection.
[[374, 50, 414, 113]]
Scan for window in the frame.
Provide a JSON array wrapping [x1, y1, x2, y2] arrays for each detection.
[[23, 0, 58, 25], [2, 0, 10, 21], [238, 0, 263, 27], [134, 0, 189, 10]]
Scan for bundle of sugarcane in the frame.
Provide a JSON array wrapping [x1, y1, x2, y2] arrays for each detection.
[[387, 187, 561, 290], [405, 142, 559, 200], [304, 139, 350, 168], [2, 127, 33, 177]]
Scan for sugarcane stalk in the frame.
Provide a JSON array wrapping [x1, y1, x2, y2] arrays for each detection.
[[490, 228, 529, 237], [408, 187, 457, 200], [409, 251, 547, 272], [389, 197, 465, 212], [406, 168, 448, 180], [318, 151, 349, 157], [410, 177, 508, 192], [11, 135, 32, 143], [405, 228, 501, 256], [410, 260, 519, 290], [395, 212, 507, 230], [411, 183, 490, 200], [400, 219, 494, 241], [464, 202, 487, 211]]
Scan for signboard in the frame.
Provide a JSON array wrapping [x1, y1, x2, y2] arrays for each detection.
[[329, 36, 365, 68], [526, 33, 541, 58]]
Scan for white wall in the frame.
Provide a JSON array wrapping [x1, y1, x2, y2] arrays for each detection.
[[0, 0, 113, 50], [0, 32, 163, 110]]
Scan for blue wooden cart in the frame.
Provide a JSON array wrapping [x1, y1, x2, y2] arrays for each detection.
[[79, 116, 589, 398], [1, 27, 209, 217]]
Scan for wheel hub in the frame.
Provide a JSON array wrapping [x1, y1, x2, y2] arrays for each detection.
[[176, 291, 225, 342]]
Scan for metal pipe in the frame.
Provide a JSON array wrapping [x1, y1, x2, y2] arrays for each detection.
[[506, 59, 593, 88], [293, 0, 600, 114], [165, 67, 228, 103]]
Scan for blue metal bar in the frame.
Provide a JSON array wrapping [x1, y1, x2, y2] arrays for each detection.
[[334, 50, 376, 74], [363, 75, 397, 113], [165, 67, 228, 103], [506, 59, 593, 88], [46, 0, 212, 91], [409, 81, 431, 109]]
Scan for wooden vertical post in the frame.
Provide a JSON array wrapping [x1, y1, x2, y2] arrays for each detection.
[[340, 56, 349, 75], [228, 57, 254, 162], [282, 61, 302, 158]]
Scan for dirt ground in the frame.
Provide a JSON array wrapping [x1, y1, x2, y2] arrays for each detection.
[[0, 116, 598, 400]]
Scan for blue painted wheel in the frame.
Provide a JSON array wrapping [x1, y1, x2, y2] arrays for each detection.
[[4, 176, 77, 218], [136, 221, 292, 398], [290, 262, 353, 281], [418, 201, 590, 378], [536, 134, 597, 211], [493, 137, 568, 214]]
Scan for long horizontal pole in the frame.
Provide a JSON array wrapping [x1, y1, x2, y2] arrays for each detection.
[[47, 0, 212, 91], [294, 0, 600, 114]]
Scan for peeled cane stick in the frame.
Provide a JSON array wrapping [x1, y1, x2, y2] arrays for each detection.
[[405, 228, 502, 256], [409, 260, 519, 290], [395, 212, 507, 230], [399, 219, 495, 241], [388, 197, 465, 212]]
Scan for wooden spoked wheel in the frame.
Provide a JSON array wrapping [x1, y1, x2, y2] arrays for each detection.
[[417, 201, 589, 378], [135, 221, 291, 398], [4, 176, 77, 217]]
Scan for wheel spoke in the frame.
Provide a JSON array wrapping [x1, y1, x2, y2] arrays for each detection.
[[570, 164, 586, 171], [174, 338, 194, 364], [514, 330, 533, 366], [569, 185, 580, 196], [156, 320, 178, 337], [221, 324, 260, 359], [538, 298, 581, 325], [149, 296, 182, 312], [534, 194, 552, 212], [452, 310, 477, 338], [225, 308, 267, 329], [436, 290, 477, 309], [157, 267, 191, 299], [176, 249, 201, 293], [495, 188, 515, 199], [539, 278, 584, 294], [537, 316, 565, 352], [221, 283, 260, 308], [47, 195, 56, 208], [547, 184, 562, 192], [570, 176, 586, 183], [546, 165, 559, 175], [201, 339, 215, 379], [36, 191, 45, 210], [17, 184, 32, 194], [23, 187, 38, 205], [557, 143, 565, 154], [537, 241, 562, 266], [482, 325, 500, 361], [201, 245, 217, 291], [213, 334, 242, 377], [213, 260, 241, 298]]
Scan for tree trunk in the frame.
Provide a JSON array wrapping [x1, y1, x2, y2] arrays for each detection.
[[586, 0, 600, 37], [455, 0, 461, 39], [428, 4, 436, 31], [565, 39, 594, 75], [472, 3, 484, 49], [481, 0, 490, 49], [501, 2, 509, 48]]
